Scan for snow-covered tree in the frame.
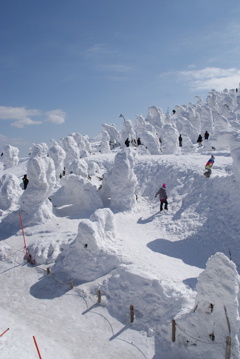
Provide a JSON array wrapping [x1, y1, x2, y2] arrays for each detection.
[[1, 144, 19, 169]]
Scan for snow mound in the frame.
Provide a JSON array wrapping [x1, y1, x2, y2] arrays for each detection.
[[27, 239, 66, 265], [100, 264, 193, 332], [51, 174, 103, 216], [51, 208, 120, 283]]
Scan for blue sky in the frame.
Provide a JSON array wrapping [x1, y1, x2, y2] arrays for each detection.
[[1, 0, 240, 155]]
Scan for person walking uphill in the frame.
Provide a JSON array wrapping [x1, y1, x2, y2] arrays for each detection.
[[155, 184, 168, 211]]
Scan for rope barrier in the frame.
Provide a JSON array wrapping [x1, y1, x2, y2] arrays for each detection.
[[175, 322, 226, 345], [0, 245, 148, 358]]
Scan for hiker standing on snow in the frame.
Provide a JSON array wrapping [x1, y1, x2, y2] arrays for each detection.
[[22, 174, 29, 190], [178, 134, 182, 147], [197, 134, 203, 146], [204, 131, 209, 140], [155, 183, 168, 211]]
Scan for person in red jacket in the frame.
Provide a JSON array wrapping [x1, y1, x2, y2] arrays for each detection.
[[155, 183, 168, 211]]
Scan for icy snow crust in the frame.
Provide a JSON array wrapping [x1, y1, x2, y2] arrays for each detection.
[[0, 87, 240, 358]]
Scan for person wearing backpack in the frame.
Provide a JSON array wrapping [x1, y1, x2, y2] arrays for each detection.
[[204, 155, 215, 178], [155, 183, 168, 211]]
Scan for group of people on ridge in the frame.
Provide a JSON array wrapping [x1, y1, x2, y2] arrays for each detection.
[[125, 138, 141, 147], [178, 131, 210, 148]]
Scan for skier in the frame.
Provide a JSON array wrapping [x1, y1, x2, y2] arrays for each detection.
[[204, 155, 215, 178], [204, 131, 209, 140], [155, 183, 168, 211], [22, 174, 29, 189]]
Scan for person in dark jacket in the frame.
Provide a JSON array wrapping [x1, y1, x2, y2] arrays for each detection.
[[22, 174, 29, 190], [125, 138, 130, 147], [197, 134, 203, 146], [178, 134, 182, 147], [155, 183, 168, 211], [204, 131, 209, 140]]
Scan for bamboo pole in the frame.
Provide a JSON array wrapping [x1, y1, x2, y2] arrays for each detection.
[[18, 212, 29, 261], [172, 319, 176, 342], [97, 289, 101, 304], [130, 305, 134, 323]]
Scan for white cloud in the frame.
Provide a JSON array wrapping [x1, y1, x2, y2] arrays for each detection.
[[44, 110, 66, 124], [178, 67, 240, 91], [0, 106, 40, 121], [0, 106, 65, 128], [11, 118, 42, 128]]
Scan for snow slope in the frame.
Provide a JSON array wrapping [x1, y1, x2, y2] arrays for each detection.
[[0, 149, 239, 359]]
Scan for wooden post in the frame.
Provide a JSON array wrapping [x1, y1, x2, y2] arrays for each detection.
[[225, 336, 231, 359], [69, 279, 73, 289], [97, 289, 101, 304], [172, 319, 176, 342], [18, 212, 29, 261], [130, 305, 134, 323]]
